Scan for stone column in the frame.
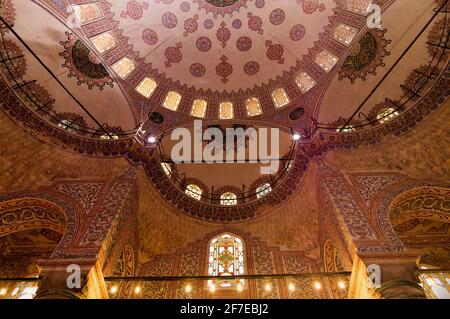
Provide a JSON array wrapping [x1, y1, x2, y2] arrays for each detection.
[[355, 252, 426, 299], [34, 259, 108, 299]]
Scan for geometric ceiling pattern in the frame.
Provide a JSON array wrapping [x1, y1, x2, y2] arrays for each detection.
[[67, 0, 372, 120]]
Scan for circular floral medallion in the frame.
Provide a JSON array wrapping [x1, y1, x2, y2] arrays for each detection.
[[204, 19, 214, 29], [180, 1, 190, 12], [248, 13, 263, 34], [184, 16, 199, 35], [165, 43, 183, 67], [243, 61, 260, 76], [255, 0, 265, 8], [232, 19, 242, 29], [190, 63, 206, 77], [236, 36, 252, 52], [269, 9, 285, 25], [142, 28, 158, 45], [161, 12, 178, 29], [196, 37, 212, 52], [290, 24, 306, 41]]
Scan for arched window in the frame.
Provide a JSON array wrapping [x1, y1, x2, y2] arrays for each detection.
[[208, 233, 245, 287], [100, 133, 119, 140], [377, 108, 399, 124], [419, 265, 450, 299], [185, 184, 202, 200], [220, 192, 237, 205], [58, 119, 79, 132], [336, 124, 354, 133], [256, 183, 272, 199]]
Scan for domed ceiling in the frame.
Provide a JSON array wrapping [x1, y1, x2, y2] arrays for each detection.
[[109, 0, 332, 93], [0, 0, 448, 221]]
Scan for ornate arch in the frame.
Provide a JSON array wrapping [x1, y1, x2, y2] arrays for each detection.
[[373, 180, 450, 249], [0, 198, 66, 237], [0, 191, 84, 259], [389, 187, 450, 227]]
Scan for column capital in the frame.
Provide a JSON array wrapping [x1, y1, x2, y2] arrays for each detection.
[[35, 259, 108, 299], [356, 250, 426, 299]]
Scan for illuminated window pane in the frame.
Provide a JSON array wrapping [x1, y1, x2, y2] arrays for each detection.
[[185, 184, 203, 200], [336, 124, 354, 133], [73, 3, 103, 25], [191, 99, 207, 118], [345, 0, 373, 15], [111, 57, 135, 79], [271, 88, 290, 108], [163, 91, 182, 111], [245, 97, 262, 117], [220, 192, 237, 205], [208, 234, 245, 281], [332, 23, 358, 46], [256, 183, 272, 199], [100, 133, 119, 140], [376, 108, 399, 124], [90, 31, 116, 54], [58, 119, 79, 132], [294, 72, 317, 94], [314, 50, 339, 72], [161, 163, 172, 176], [135, 77, 158, 98], [219, 102, 234, 120]]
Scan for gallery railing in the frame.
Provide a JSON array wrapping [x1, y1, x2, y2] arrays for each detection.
[[309, 0, 449, 135]]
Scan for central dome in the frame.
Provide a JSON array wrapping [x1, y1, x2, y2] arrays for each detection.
[[205, 0, 240, 7], [111, 0, 333, 93]]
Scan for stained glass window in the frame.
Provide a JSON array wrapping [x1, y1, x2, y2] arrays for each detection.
[[271, 88, 290, 108], [163, 91, 182, 111], [245, 97, 263, 117], [58, 119, 79, 132], [219, 102, 234, 120], [100, 133, 119, 140], [336, 124, 354, 133], [294, 72, 317, 94], [90, 31, 117, 54], [191, 99, 208, 118], [72, 3, 103, 25], [314, 50, 339, 72], [220, 192, 237, 205], [345, 0, 373, 15], [377, 108, 399, 124], [135, 77, 158, 99], [111, 57, 136, 79], [332, 23, 358, 46], [208, 233, 245, 288], [186, 184, 202, 200], [256, 183, 272, 199]]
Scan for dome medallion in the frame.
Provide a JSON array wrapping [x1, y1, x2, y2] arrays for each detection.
[[194, 0, 250, 17], [205, 0, 240, 6]]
